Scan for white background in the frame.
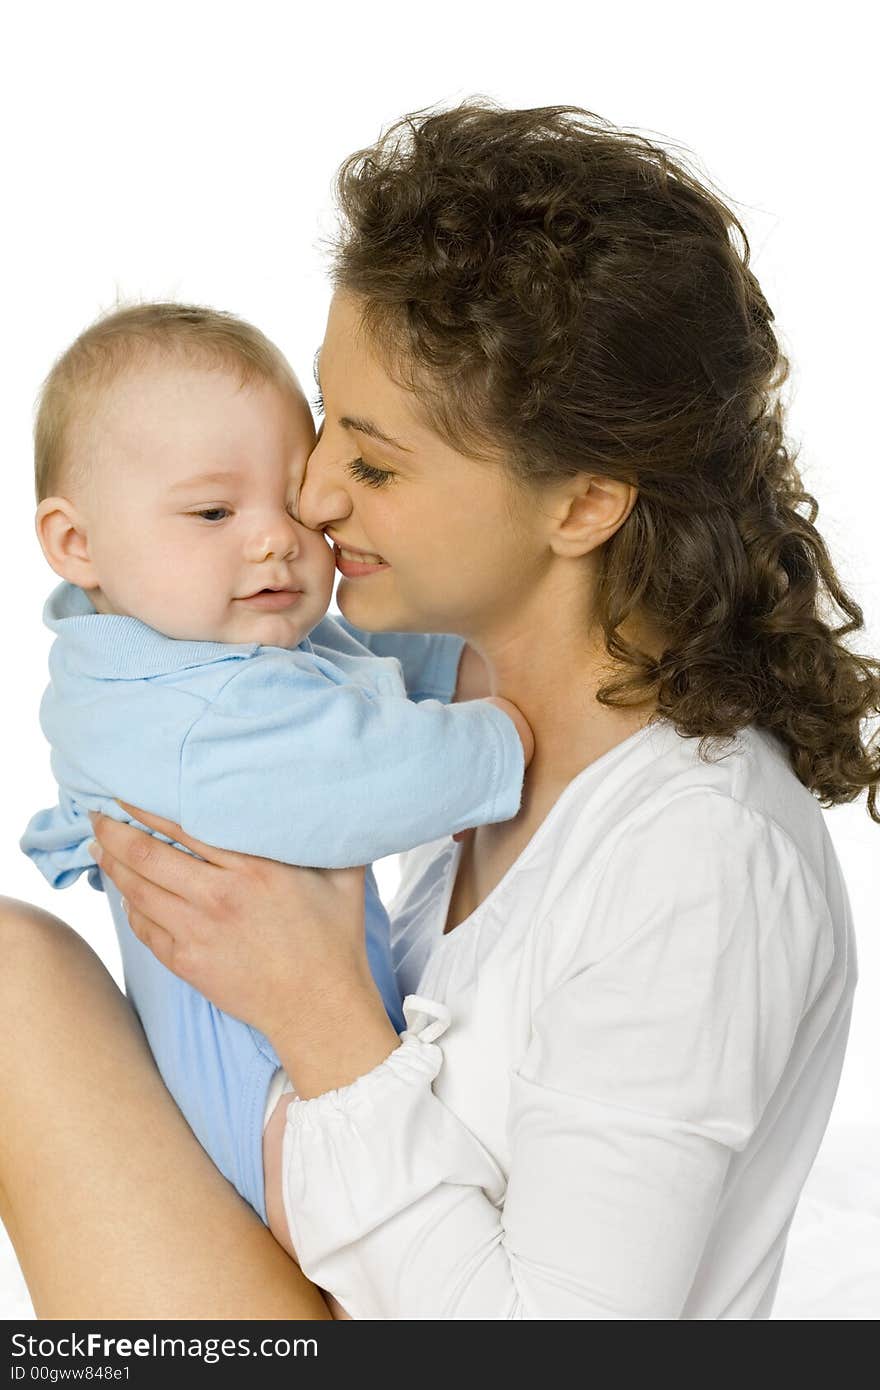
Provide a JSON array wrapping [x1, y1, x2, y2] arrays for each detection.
[[1, 0, 877, 1319]]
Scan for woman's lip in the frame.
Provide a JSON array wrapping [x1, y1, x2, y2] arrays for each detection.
[[333, 544, 390, 578], [327, 535, 387, 561]]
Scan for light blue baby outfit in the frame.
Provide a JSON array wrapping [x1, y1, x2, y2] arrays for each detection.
[[21, 582, 522, 1222]]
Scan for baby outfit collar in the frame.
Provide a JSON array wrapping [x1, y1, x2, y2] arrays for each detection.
[[42, 581, 288, 679]]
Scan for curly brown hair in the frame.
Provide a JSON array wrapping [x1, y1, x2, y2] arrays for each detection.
[[331, 100, 880, 822]]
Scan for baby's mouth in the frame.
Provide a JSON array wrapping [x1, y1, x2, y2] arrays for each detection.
[[236, 587, 304, 609], [239, 585, 301, 598]]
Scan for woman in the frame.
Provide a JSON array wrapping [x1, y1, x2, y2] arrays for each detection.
[[2, 102, 877, 1319]]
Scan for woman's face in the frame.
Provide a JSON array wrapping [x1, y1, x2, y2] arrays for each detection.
[[298, 292, 553, 639]]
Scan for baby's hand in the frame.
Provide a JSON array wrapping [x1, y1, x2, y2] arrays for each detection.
[[484, 695, 535, 771], [452, 697, 534, 842]]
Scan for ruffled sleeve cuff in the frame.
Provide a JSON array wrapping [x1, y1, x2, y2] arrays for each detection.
[[281, 995, 506, 1274]]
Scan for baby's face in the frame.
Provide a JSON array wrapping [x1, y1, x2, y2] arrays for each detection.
[[73, 360, 336, 647]]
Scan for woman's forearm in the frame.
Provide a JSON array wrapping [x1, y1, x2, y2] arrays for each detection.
[[269, 972, 401, 1101]]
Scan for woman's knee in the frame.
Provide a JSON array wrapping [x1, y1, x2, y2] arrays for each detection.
[[0, 895, 113, 1035], [0, 895, 145, 1124]]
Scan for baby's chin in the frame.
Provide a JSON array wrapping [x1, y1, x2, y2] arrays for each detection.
[[222, 617, 315, 649], [221, 600, 323, 649]]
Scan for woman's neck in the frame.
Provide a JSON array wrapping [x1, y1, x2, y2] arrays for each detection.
[[474, 587, 661, 798]]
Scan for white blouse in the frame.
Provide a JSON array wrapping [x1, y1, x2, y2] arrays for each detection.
[[280, 718, 858, 1319]]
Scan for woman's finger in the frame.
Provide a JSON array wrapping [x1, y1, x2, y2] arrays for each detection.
[[113, 800, 242, 868], [124, 902, 179, 974], [92, 840, 193, 935], [89, 812, 223, 904]]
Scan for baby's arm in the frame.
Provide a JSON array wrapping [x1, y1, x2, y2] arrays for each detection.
[[177, 658, 531, 868], [314, 618, 467, 706], [485, 696, 534, 767]]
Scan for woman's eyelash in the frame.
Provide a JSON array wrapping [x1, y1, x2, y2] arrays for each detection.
[[309, 388, 392, 487], [348, 458, 394, 488]]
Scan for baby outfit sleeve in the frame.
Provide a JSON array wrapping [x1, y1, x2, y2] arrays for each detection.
[[20, 786, 105, 890], [279, 792, 836, 1319], [177, 656, 523, 867], [328, 617, 465, 705]]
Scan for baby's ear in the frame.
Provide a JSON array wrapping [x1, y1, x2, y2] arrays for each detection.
[[34, 497, 100, 588]]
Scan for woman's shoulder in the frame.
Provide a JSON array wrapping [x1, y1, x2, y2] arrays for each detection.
[[545, 718, 833, 893], [389, 718, 854, 1033], [391, 718, 836, 932], [529, 719, 852, 996]]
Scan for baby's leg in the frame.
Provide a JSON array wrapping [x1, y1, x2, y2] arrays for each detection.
[[104, 875, 278, 1222], [262, 1086, 353, 1320]]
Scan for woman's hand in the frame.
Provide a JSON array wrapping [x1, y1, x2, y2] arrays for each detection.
[[88, 802, 373, 1043]]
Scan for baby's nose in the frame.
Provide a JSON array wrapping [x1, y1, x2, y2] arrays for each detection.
[[246, 519, 300, 563]]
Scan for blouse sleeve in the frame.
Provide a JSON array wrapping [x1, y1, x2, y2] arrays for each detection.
[[280, 792, 836, 1319]]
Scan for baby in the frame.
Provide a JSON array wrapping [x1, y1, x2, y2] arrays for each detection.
[[20, 302, 532, 1250]]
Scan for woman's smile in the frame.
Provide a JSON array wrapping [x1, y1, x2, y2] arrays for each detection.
[[330, 536, 391, 577]]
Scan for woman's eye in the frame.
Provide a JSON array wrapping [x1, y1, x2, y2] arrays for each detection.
[[311, 388, 325, 416], [347, 458, 394, 489], [192, 508, 231, 523]]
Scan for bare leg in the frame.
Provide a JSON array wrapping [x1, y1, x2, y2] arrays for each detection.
[[0, 896, 331, 1320]]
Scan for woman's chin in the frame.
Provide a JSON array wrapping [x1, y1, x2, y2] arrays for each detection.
[[336, 580, 410, 632]]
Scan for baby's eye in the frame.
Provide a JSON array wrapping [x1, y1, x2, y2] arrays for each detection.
[[348, 458, 395, 489], [192, 508, 231, 523]]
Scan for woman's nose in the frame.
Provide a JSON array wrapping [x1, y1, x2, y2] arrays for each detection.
[[297, 439, 352, 532]]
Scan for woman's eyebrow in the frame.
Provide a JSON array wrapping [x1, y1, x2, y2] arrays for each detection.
[[313, 347, 413, 454], [340, 415, 413, 453]]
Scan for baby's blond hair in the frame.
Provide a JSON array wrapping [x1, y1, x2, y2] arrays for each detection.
[[34, 302, 302, 502]]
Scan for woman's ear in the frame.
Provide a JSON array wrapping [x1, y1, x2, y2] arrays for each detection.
[[547, 473, 638, 559], [35, 497, 101, 588]]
